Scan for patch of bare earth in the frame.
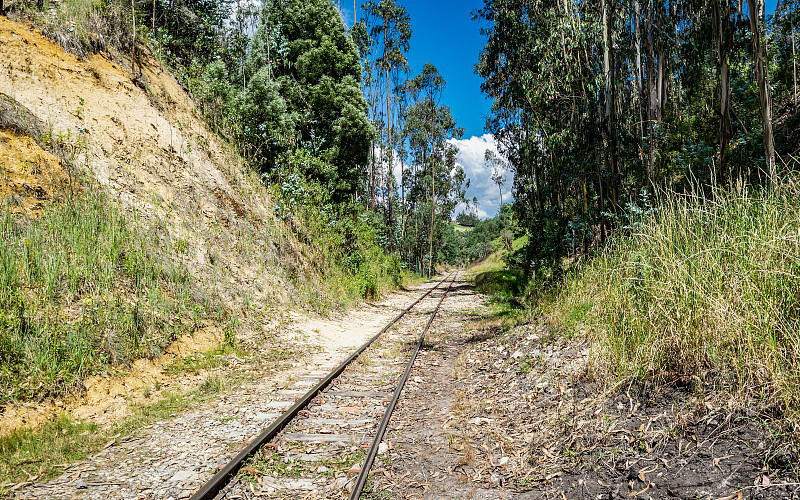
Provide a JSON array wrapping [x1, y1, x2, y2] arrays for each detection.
[[368, 281, 800, 500], [0, 127, 70, 214]]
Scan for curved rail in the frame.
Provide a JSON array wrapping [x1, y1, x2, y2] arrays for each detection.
[[349, 271, 457, 499], [188, 274, 453, 500]]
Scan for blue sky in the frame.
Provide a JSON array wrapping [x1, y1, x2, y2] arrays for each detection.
[[767, 0, 779, 14], [343, 0, 491, 139]]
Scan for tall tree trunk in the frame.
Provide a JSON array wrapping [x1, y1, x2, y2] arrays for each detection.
[[659, 48, 668, 117], [400, 145, 406, 250], [645, 1, 659, 177], [384, 27, 394, 252], [596, 100, 607, 245], [601, 0, 618, 206], [792, 16, 797, 104], [634, 0, 647, 177], [354, 0, 356, 25], [715, 0, 733, 185], [429, 150, 435, 278], [370, 143, 376, 211], [747, 0, 776, 184]]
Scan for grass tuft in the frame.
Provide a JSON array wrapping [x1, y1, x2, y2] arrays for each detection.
[[557, 185, 800, 419]]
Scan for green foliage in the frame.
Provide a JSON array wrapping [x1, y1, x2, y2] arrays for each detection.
[[398, 63, 467, 275], [0, 192, 205, 404], [475, 0, 800, 274], [233, 0, 372, 198], [149, 0, 373, 202], [456, 211, 480, 227], [558, 185, 800, 418], [474, 270, 524, 297], [443, 206, 519, 267], [270, 151, 408, 307], [147, 0, 232, 69]]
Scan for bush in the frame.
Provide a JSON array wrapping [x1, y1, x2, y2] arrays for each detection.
[[269, 153, 409, 308]]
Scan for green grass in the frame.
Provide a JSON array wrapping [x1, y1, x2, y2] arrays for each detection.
[[0, 413, 103, 490], [474, 270, 524, 296], [512, 233, 529, 251], [269, 172, 411, 312], [14, 0, 134, 58], [556, 185, 800, 419], [469, 234, 528, 275], [0, 191, 209, 404]]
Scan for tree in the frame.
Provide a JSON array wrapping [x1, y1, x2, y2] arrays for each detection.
[[456, 211, 480, 227], [475, 0, 796, 272], [403, 64, 466, 276], [747, 0, 776, 184], [241, 0, 373, 200], [363, 0, 412, 250], [148, 0, 233, 70], [714, 0, 734, 183], [485, 149, 506, 207]]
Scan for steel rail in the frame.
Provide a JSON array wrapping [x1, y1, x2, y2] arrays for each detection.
[[349, 271, 458, 500], [188, 274, 452, 500]]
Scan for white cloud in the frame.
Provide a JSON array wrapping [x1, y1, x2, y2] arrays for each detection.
[[448, 134, 513, 219]]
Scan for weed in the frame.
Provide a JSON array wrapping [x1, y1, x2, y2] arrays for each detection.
[[199, 375, 224, 395]]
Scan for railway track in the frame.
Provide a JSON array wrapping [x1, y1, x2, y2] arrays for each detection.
[[189, 272, 458, 500]]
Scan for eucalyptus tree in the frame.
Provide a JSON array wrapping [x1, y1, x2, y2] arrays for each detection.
[[485, 149, 506, 207], [747, 0, 776, 184], [475, 0, 800, 274], [403, 63, 467, 275], [362, 0, 412, 247], [774, 0, 799, 103]]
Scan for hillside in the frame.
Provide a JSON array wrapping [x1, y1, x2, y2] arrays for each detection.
[[0, 14, 399, 451], [1, 16, 289, 307]]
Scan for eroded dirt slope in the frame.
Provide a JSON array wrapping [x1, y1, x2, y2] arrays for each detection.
[[0, 16, 329, 436], [0, 16, 297, 311]]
